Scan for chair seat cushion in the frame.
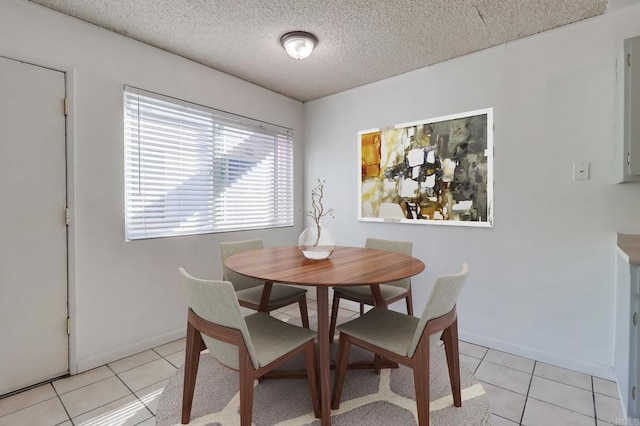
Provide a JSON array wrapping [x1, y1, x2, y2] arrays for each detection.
[[236, 283, 307, 307], [334, 284, 408, 304], [245, 313, 316, 367], [337, 307, 418, 357]]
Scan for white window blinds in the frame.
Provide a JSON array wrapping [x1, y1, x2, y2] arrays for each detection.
[[124, 87, 294, 240]]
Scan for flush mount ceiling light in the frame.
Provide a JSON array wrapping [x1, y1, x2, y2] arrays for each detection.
[[280, 31, 318, 60]]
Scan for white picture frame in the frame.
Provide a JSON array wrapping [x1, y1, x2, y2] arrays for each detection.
[[358, 108, 494, 227]]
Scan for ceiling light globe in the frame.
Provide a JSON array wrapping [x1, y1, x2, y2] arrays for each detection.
[[280, 31, 318, 60]]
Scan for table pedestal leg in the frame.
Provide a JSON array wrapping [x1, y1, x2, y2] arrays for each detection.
[[316, 286, 331, 425]]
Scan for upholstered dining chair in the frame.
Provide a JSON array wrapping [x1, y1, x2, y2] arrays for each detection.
[[220, 239, 310, 328], [328, 237, 413, 342], [331, 263, 469, 426], [178, 268, 320, 426]]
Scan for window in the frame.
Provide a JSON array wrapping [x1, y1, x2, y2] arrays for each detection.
[[124, 86, 293, 240]]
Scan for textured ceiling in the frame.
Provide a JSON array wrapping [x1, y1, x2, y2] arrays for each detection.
[[29, 0, 609, 102]]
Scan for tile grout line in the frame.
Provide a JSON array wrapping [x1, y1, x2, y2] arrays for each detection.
[[2, 336, 618, 425], [0, 376, 121, 424], [111, 355, 163, 375], [476, 347, 526, 424], [478, 354, 600, 395], [480, 358, 534, 375], [106, 363, 156, 420], [527, 374, 593, 393], [591, 375, 598, 426], [524, 394, 599, 420], [519, 360, 536, 425], [52, 368, 118, 397], [491, 413, 518, 425], [60, 348, 183, 424], [157, 340, 188, 358], [0, 389, 62, 420], [50, 382, 74, 426], [57, 364, 158, 423], [476, 347, 490, 374], [0, 373, 69, 400]]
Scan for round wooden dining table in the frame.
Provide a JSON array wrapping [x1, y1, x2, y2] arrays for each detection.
[[225, 245, 425, 425]]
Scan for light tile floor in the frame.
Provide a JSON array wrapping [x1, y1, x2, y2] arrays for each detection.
[[0, 299, 626, 426]]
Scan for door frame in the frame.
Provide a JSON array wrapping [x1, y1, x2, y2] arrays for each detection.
[[64, 67, 78, 376], [1, 54, 77, 376]]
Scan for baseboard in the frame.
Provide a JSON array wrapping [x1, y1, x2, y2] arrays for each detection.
[[616, 380, 640, 422], [458, 330, 616, 381], [304, 294, 618, 381], [75, 327, 186, 373]]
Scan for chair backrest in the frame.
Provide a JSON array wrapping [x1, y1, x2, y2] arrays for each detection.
[[178, 267, 259, 369], [407, 263, 469, 357], [365, 237, 413, 290], [220, 239, 265, 291]]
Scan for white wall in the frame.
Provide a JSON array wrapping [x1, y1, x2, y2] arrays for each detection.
[[0, 0, 304, 372], [3, 0, 640, 381], [303, 4, 640, 378]]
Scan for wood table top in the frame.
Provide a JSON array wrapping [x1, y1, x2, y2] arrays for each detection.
[[224, 246, 425, 286]]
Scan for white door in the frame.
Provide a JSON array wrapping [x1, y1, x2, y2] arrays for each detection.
[[0, 56, 68, 395]]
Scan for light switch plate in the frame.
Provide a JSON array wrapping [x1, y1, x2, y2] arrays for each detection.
[[573, 162, 590, 181]]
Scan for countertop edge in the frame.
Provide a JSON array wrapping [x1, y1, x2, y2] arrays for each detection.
[[617, 233, 640, 266]]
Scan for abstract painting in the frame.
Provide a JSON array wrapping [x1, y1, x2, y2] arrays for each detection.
[[358, 108, 493, 227]]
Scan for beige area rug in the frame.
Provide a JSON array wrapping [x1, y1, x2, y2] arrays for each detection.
[[155, 329, 492, 425]]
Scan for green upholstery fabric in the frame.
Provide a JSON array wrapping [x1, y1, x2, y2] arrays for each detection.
[[220, 239, 307, 305], [332, 283, 408, 304], [335, 238, 412, 302], [365, 238, 412, 289], [338, 264, 469, 358], [179, 268, 316, 370], [220, 239, 264, 291], [337, 307, 419, 356], [179, 267, 258, 369], [407, 263, 469, 357], [235, 285, 307, 306], [245, 313, 316, 367]]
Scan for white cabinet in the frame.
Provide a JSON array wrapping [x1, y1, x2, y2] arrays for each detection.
[[621, 36, 640, 182], [615, 236, 640, 420]]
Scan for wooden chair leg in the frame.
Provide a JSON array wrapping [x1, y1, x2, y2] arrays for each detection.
[[374, 354, 382, 375], [182, 321, 202, 424], [329, 291, 340, 343], [304, 341, 321, 418], [239, 347, 255, 426], [331, 336, 352, 409], [405, 289, 414, 316], [372, 300, 387, 375], [412, 344, 431, 426], [442, 318, 461, 407], [299, 298, 310, 329]]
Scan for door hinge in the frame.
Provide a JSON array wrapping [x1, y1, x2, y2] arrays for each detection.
[[628, 153, 631, 166], [63, 98, 68, 116], [634, 312, 638, 327], [633, 386, 636, 401], [628, 53, 632, 67], [66, 317, 71, 335], [65, 208, 70, 226]]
